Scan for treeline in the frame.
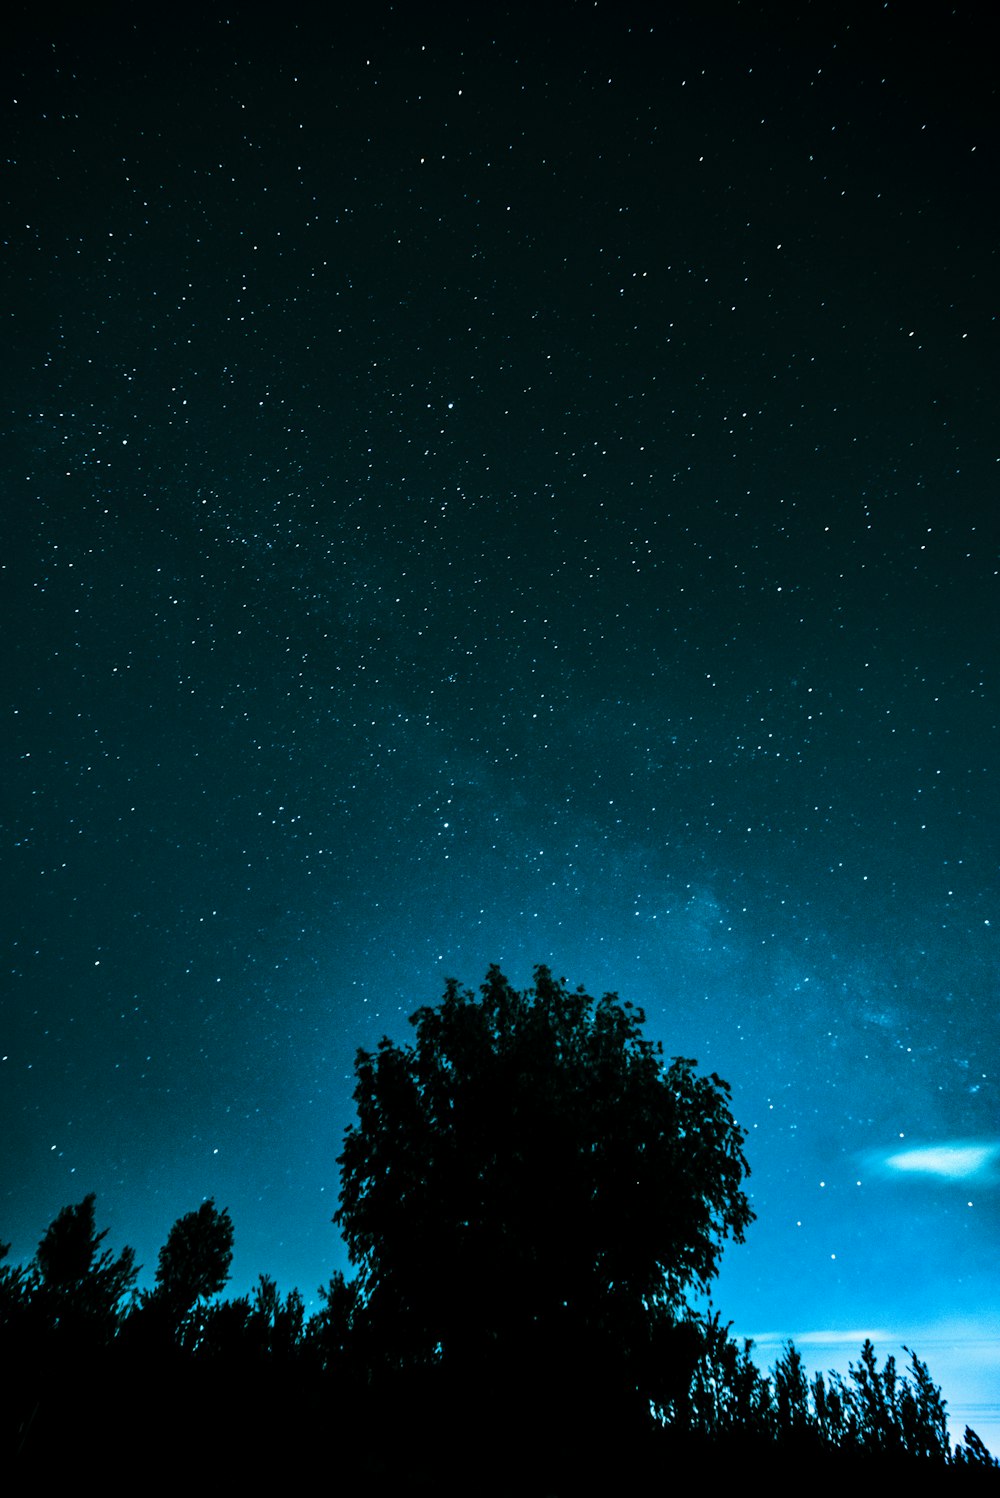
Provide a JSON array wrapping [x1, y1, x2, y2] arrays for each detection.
[[2, 1194, 996, 1485]]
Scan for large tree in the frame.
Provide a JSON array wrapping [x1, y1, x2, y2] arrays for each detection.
[[335, 966, 753, 1422]]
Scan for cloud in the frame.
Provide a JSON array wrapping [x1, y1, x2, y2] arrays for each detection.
[[867, 1140, 1000, 1183], [748, 1329, 890, 1351]]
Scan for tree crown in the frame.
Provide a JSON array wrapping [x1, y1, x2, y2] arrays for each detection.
[[154, 1199, 234, 1312], [33, 1193, 138, 1326], [335, 966, 753, 1367]]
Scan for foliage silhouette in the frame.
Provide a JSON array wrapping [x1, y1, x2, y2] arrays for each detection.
[[306, 1269, 363, 1372], [152, 1198, 234, 1317], [335, 964, 754, 1428], [0, 1239, 32, 1332], [32, 1193, 138, 1339], [672, 1308, 773, 1439], [956, 1427, 1000, 1469], [1, 967, 997, 1481]]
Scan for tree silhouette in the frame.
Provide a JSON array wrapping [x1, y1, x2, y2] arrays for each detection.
[[335, 965, 754, 1435], [774, 1339, 811, 1436], [667, 1307, 771, 1441], [955, 1426, 1000, 1469], [821, 1339, 952, 1464], [152, 1199, 234, 1324], [192, 1274, 306, 1365], [33, 1194, 137, 1337], [0, 1165, 993, 1473]]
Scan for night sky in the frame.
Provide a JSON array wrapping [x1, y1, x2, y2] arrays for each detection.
[[3, 2, 997, 1447]]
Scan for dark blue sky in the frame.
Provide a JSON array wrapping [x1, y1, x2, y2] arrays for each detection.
[[2, 1, 997, 1449]]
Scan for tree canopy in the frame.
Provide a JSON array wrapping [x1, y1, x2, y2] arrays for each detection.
[[153, 1198, 234, 1315], [335, 965, 754, 1407], [33, 1192, 137, 1335], [1, 1045, 995, 1476]]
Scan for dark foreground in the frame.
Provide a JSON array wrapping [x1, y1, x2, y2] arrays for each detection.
[[10, 1354, 1000, 1494]]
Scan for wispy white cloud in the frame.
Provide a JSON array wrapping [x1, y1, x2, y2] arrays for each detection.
[[866, 1140, 1000, 1183], [749, 1329, 890, 1350]]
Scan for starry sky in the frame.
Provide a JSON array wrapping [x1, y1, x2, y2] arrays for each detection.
[[3, 0, 997, 1447]]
